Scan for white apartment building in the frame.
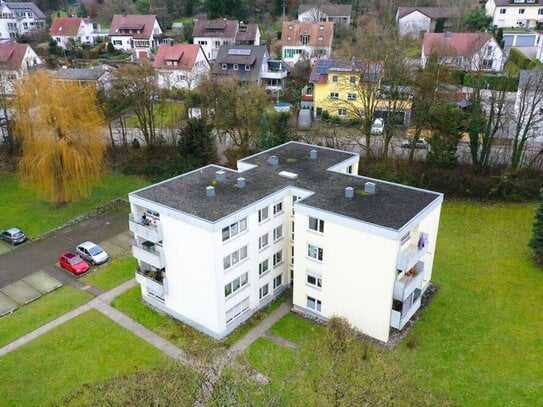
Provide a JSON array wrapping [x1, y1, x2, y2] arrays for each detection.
[[128, 142, 443, 343], [0, 1, 46, 39], [485, 0, 543, 28]]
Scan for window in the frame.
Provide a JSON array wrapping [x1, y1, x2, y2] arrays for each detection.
[[273, 274, 282, 289], [245, 64, 250, 71], [273, 250, 283, 267], [226, 297, 249, 324], [307, 273, 322, 288], [338, 108, 346, 117], [318, 36, 323, 41], [308, 244, 323, 261], [287, 35, 292, 41], [349, 76, 356, 84], [307, 296, 321, 312], [224, 272, 249, 297], [309, 217, 324, 233], [258, 207, 269, 223], [347, 93, 357, 101], [332, 75, 338, 83], [233, 63, 239, 70], [222, 63, 227, 70], [273, 225, 283, 241], [519, 8, 525, 14], [330, 92, 339, 99], [223, 245, 248, 270], [500, 8, 506, 14], [539, 8, 543, 14], [214, 40, 220, 46], [290, 246, 294, 265], [259, 233, 269, 250], [222, 218, 247, 242], [273, 202, 283, 215], [259, 259, 269, 276], [291, 221, 295, 240], [198, 40, 208, 45], [113, 40, 122, 45], [319, 24, 324, 30], [482, 59, 493, 69], [259, 283, 269, 299], [347, 165, 353, 174], [292, 196, 299, 215], [301, 35, 309, 45]]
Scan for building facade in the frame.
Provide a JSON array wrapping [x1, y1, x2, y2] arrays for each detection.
[[49, 17, 100, 49], [0, 42, 42, 94], [485, 0, 543, 28], [153, 44, 210, 90], [298, 4, 352, 27], [396, 7, 458, 37], [109, 14, 164, 59], [281, 21, 334, 66], [0, 1, 46, 39], [128, 142, 442, 343]]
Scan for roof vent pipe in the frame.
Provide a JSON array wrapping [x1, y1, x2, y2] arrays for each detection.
[[345, 187, 354, 198], [206, 186, 215, 197], [268, 155, 279, 166], [310, 149, 318, 160], [364, 182, 376, 194], [215, 170, 226, 182], [237, 177, 246, 188]]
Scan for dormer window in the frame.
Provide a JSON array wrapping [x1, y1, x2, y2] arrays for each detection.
[[245, 64, 250, 71], [287, 35, 292, 41], [301, 35, 309, 45], [222, 63, 227, 70], [233, 63, 239, 70], [288, 25, 293, 30]]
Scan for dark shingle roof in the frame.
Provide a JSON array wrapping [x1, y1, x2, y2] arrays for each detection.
[[193, 19, 238, 38], [397, 7, 458, 20], [212, 45, 268, 82], [133, 142, 441, 231], [5, 2, 46, 19]]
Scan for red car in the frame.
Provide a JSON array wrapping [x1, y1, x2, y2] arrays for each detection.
[[59, 252, 90, 275]]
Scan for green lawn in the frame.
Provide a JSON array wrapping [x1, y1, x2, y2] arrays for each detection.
[[0, 309, 169, 406], [81, 256, 136, 291], [125, 101, 185, 129], [111, 286, 226, 362], [0, 286, 92, 348], [0, 173, 147, 237]]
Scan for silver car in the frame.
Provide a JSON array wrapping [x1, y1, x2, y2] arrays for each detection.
[[76, 241, 109, 265], [0, 227, 27, 245]]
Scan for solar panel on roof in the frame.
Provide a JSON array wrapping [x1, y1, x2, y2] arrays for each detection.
[[228, 48, 252, 56]]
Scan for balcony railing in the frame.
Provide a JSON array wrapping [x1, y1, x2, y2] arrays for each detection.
[[393, 261, 424, 301], [135, 266, 166, 297], [132, 240, 165, 269], [129, 213, 162, 242], [397, 232, 429, 273], [390, 295, 421, 330]]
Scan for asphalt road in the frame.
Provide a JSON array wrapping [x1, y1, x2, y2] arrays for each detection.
[[0, 206, 129, 288]]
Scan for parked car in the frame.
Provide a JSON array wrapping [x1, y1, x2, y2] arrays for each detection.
[[0, 227, 27, 245], [59, 252, 90, 275], [401, 137, 428, 149], [76, 241, 109, 265], [371, 118, 384, 134]]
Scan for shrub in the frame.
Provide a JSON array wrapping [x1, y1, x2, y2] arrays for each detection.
[[509, 48, 531, 70], [463, 73, 518, 92]]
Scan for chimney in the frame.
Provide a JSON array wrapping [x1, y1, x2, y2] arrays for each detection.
[[206, 186, 215, 197], [268, 155, 279, 166], [445, 31, 452, 39], [345, 187, 354, 198], [237, 177, 246, 188], [309, 149, 318, 160], [364, 181, 376, 195], [215, 170, 226, 182]]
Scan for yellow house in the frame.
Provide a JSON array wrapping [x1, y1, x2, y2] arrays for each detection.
[[309, 59, 412, 126]]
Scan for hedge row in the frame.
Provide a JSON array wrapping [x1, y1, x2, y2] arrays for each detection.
[[463, 73, 519, 92], [509, 48, 531, 70]]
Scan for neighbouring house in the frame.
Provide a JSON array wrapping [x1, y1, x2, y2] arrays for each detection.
[[396, 6, 459, 37], [212, 44, 290, 91], [0, 1, 46, 39], [0, 42, 42, 94], [52, 64, 116, 91], [501, 29, 540, 59], [485, 0, 543, 29], [128, 141, 443, 343], [298, 3, 352, 27], [109, 14, 165, 59], [192, 19, 260, 60], [281, 21, 334, 66], [49, 17, 101, 49], [153, 43, 210, 90], [514, 70, 543, 141], [421, 32, 505, 72]]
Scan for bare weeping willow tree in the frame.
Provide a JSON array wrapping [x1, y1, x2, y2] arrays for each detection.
[[14, 71, 106, 204]]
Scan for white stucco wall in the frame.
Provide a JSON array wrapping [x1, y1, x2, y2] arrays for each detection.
[[487, 0, 543, 28], [193, 35, 235, 60], [398, 11, 431, 37]]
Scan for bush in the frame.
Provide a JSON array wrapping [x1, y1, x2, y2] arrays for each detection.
[[509, 48, 531, 70], [463, 73, 518, 91]]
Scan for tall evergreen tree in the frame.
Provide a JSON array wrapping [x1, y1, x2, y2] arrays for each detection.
[[529, 188, 543, 265]]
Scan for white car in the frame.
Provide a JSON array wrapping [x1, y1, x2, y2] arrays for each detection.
[[371, 118, 384, 134], [76, 241, 109, 265]]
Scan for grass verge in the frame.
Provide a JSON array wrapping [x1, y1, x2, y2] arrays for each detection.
[[81, 256, 136, 291], [125, 101, 185, 128]]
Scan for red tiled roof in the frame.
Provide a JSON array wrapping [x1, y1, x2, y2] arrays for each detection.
[[0, 43, 29, 71], [49, 17, 84, 37], [153, 44, 201, 70], [281, 21, 334, 47], [423, 32, 493, 57], [109, 14, 159, 39]]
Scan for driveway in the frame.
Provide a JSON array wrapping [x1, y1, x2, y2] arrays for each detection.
[[0, 207, 130, 288]]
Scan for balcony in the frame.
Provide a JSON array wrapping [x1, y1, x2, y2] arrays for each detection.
[[132, 240, 165, 269], [135, 266, 166, 298], [390, 294, 421, 330], [393, 261, 424, 301], [129, 213, 162, 242], [397, 232, 429, 273]]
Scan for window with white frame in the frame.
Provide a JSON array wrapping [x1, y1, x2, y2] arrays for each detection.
[[222, 218, 247, 242], [259, 259, 269, 276], [259, 233, 269, 250], [306, 273, 322, 288], [349, 76, 356, 84], [309, 217, 324, 233], [539, 8, 543, 14], [319, 24, 324, 30], [307, 244, 323, 261], [234, 63, 239, 70], [291, 246, 294, 265], [347, 93, 357, 101], [258, 207, 269, 223], [306, 295, 321, 312], [273, 225, 283, 241], [332, 75, 338, 83], [519, 8, 525, 14], [273, 250, 283, 267], [245, 64, 250, 71], [259, 283, 269, 299], [330, 92, 339, 99], [500, 8, 506, 14], [224, 272, 249, 297], [222, 63, 227, 70], [273, 274, 282, 289], [223, 245, 248, 270], [318, 36, 323, 41], [338, 108, 347, 117], [226, 297, 249, 324], [273, 202, 283, 215]]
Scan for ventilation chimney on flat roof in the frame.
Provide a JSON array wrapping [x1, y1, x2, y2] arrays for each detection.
[[345, 187, 354, 198], [215, 170, 225, 182], [237, 177, 246, 188], [268, 155, 279, 166], [310, 149, 318, 160], [364, 181, 376, 195], [206, 186, 215, 197]]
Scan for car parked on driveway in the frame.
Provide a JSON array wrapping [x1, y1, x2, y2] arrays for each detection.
[[371, 118, 384, 134], [59, 252, 90, 275], [401, 137, 428, 149], [76, 241, 109, 265], [0, 227, 27, 245]]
